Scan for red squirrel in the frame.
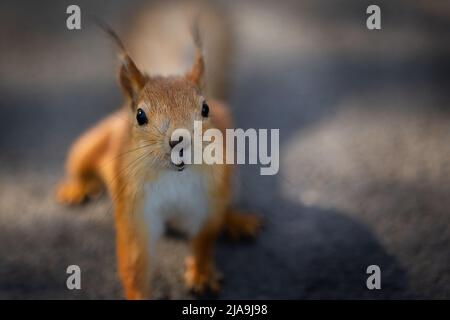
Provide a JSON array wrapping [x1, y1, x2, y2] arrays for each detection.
[[56, 10, 261, 299]]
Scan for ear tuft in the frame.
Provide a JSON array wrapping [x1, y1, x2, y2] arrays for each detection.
[[96, 19, 145, 104], [186, 19, 205, 88]]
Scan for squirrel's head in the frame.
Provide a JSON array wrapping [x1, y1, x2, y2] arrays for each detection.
[[107, 24, 212, 171]]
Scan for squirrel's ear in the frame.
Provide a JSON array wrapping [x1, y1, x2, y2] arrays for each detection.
[[95, 20, 146, 104], [186, 48, 205, 88], [185, 21, 205, 88], [119, 54, 146, 103]]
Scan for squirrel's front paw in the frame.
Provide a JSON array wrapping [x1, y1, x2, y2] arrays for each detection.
[[225, 211, 262, 241], [184, 256, 222, 295], [56, 181, 87, 205]]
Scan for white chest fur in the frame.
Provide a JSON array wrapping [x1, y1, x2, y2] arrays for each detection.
[[143, 168, 211, 247]]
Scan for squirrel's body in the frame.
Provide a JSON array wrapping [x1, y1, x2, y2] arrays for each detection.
[[57, 7, 260, 296], [144, 166, 212, 241], [58, 77, 260, 299]]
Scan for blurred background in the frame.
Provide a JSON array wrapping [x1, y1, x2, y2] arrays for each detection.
[[0, 0, 449, 299]]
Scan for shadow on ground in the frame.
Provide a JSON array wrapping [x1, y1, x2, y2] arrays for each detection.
[[0, 177, 412, 299]]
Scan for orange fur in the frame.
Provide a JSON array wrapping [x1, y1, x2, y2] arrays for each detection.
[[57, 8, 260, 299], [58, 93, 260, 299]]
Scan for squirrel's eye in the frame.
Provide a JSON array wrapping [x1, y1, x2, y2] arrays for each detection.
[[201, 102, 209, 118], [136, 108, 148, 126]]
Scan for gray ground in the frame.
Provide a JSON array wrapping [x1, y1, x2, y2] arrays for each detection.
[[0, 0, 449, 299]]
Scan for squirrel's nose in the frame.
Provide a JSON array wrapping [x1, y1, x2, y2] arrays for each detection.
[[169, 136, 183, 149]]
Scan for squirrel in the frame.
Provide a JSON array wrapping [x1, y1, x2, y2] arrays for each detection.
[[56, 5, 261, 299]]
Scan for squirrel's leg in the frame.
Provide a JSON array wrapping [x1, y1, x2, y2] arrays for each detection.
[[223, 209, 262, 241], [116, 208, 150, 299], [57, 127, 108, 205], [184, 215, 223, 294], [57, 176, 102, 205]]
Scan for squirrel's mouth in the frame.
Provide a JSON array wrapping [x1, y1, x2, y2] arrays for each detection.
[[171, 161, 185, 172]]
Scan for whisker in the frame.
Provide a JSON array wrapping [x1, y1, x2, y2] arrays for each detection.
[[98, 148, 156, 220]]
